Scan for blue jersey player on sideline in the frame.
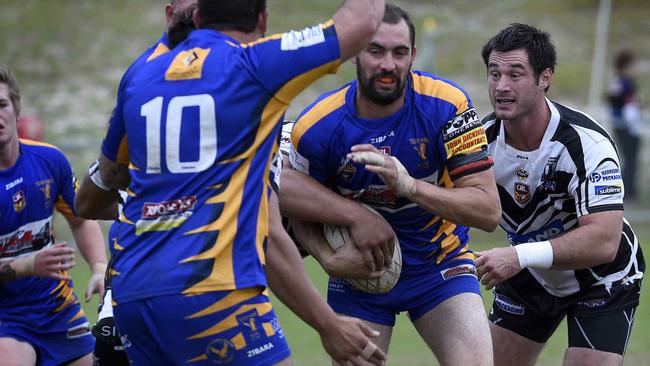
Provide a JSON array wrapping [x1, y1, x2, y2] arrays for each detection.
[[0, 65, 108, 366], [281, 4, 500, 365], [75, 1, 389, 365]]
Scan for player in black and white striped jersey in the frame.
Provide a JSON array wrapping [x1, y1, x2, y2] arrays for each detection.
[[475, 23, 644, 366]]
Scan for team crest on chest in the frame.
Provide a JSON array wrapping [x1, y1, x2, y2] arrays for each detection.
[[410, 137, 430, 169], [514, 168, 531, 204], [37, 179, 53, 208], [541, 156, 559, 191], [337, 157, 357, 182], [12, 190, 26, 213]]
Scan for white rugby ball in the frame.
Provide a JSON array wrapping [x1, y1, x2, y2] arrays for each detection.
[[323, 205, 402, 293]]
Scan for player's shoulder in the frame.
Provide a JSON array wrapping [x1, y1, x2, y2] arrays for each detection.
[[552, 101, 613, 147], [480, 113, 500, 142], [292, 83, 352, 146], [410, 70, 471, 110], [20, 139, 64, 155], [19, 139, 70, 168]]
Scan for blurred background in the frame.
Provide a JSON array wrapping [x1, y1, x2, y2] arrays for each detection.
[[1, 0, 648, 364]]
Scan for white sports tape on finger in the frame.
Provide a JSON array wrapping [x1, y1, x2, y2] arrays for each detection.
[[351, 151, 385, 167], [360, 341, 378, 359], [515, 241, 553, 269]]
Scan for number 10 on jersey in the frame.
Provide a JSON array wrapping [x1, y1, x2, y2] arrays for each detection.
[[140, 94, 217, 174]]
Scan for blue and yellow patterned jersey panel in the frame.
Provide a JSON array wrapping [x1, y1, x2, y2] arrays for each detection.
[[0, 140, 80, 314], [290, 71, 492, 270], [101, 23, 341, 303]]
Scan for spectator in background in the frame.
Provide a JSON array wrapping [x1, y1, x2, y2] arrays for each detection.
[[607, 50, 642, 202]]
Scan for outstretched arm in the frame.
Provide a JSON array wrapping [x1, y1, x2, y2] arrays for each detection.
[[266, 191, 386, 365], [476, 211, 623, 289]]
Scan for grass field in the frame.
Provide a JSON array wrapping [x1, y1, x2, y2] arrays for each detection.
[[69, 223, 649, 365]]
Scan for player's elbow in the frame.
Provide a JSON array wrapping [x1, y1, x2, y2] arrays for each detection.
[[599, 237, 620, 265], [478, 197, 502, 232]]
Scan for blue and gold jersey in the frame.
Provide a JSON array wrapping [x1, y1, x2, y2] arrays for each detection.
[[102, 23, 341, 303], [290, 71, 493, 270], [0, 140, 82, 316]]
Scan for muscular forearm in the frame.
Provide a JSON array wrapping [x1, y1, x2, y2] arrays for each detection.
[[409, 180, 500, 232], [279, 169, 362, 226], [550, 216, 621, 269]]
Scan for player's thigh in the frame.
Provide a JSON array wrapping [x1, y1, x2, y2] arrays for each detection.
[[490, 322, 544, 366], [563, 307, 637, 366], [65, 353, 93, 366], [332, 315, 393, 366], [563, 348, 622, 366], [412, 292, 492, 366], [0, 337, 37, 366]]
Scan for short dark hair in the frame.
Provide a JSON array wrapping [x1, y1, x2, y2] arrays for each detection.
[[481, 23, 557, 86], [614, 50, 635, 71], [384, 3, 415, 49], [0, 65, 21, 115], [197, 0, 266, 33]]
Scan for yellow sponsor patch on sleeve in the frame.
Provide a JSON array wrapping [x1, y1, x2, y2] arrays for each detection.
[[165, 48, 211, 81], [444, 126, 488, 157]]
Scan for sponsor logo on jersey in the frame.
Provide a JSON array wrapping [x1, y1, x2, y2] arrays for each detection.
[[207, 338, 235, 364], [281, 24, 325, 51], [135, 196, 197, 235], [506, 219, 565, 244], [12, 190, 26, 213], [66, 322, 91, 339], [378, 146, 391, 156], [440, 264, 477, 280], [5, 177, 23, 190], [247, 342, 275, 358], [344, 186, 396, 205], [494, 293, 525, 315], [270, 317, 285, 339], [444, 128, 487, 157], [165, 48, 211, 81], [595, 185, 622, 195], [443, 108, 480, 140], [238, 309, 263, 342], [514, 182, 531, 204], [0, 218, 52, 259], [589, 168, 621, 183], [577, 299, 607, 308], [370, 131, 394, 145]]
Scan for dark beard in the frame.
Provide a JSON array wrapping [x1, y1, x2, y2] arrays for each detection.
[[356, 63, 408, 106], [168, 7, 197, 49]]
